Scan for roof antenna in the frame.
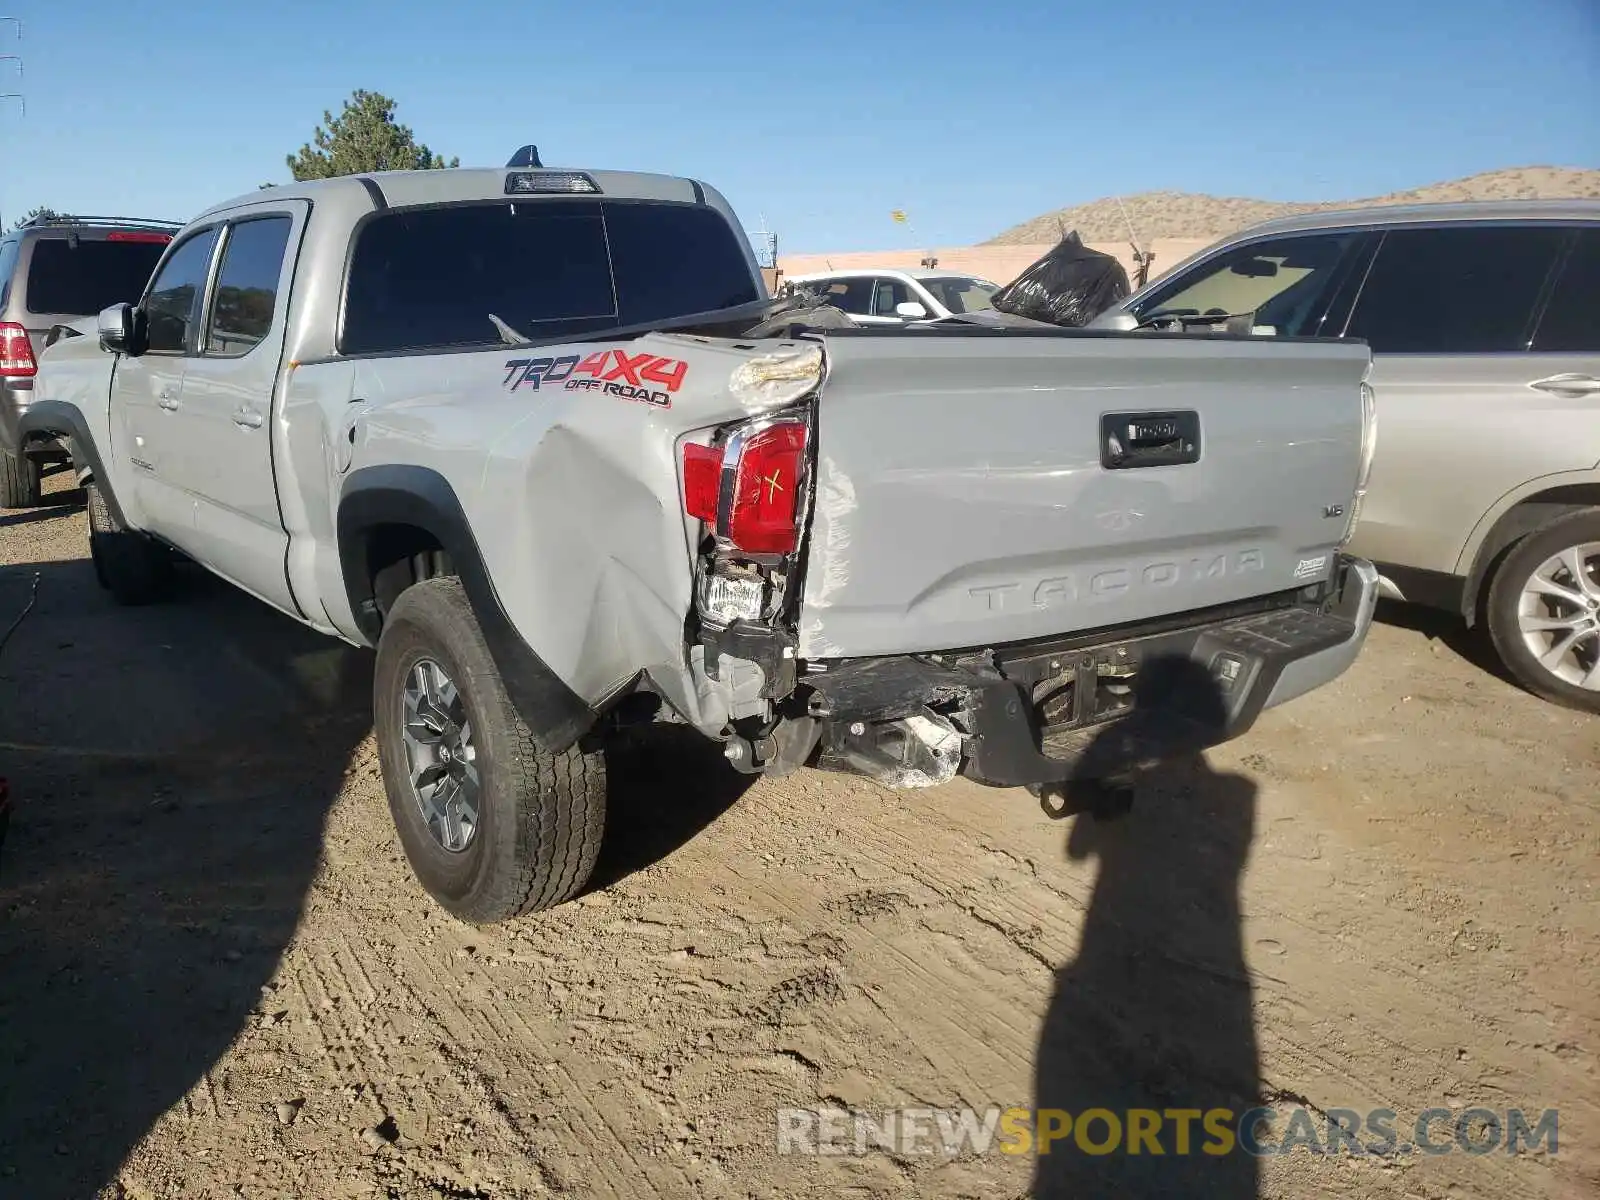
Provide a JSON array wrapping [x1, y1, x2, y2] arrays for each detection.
[[1114, 194, 1155, 289], [506, 145, 543, 168]]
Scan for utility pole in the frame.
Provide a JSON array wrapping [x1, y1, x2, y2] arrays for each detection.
[[0, 19, 20, 231]]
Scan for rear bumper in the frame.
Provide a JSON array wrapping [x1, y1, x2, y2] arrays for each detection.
[[1256, 557, 1379, 711], [808, 555, 1379, 788]]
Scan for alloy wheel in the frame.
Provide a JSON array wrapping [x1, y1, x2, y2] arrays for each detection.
[[1516, 542, 1600, 691], [400, 658, 481, 852]]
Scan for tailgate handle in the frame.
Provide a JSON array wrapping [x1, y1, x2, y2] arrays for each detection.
[[1101, 411, 1201, 469]]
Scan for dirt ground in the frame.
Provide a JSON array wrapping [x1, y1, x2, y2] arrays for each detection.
[[1, 475, 1595, 1200]]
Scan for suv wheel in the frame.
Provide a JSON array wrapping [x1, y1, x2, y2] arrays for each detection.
[[373, 577, 606, 923], [0, 450, 41, 508], [1487, 510, 1600, 713], [86, 482, 173, 605]]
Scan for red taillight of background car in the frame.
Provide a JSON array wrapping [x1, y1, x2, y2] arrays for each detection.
[[106, 231, 173, 244], [0, 323, 36, 378], [681, 418, 810, 556]]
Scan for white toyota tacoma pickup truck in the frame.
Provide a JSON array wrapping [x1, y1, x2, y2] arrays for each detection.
[[22, 162, 1380, 924]]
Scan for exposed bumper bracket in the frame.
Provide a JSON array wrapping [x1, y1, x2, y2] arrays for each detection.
[[804, 557, 1379, 790]]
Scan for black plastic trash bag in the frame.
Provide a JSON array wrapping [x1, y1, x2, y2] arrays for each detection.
[[990, 231, 1131, 328]]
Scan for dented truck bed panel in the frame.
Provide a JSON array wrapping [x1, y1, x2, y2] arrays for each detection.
[[288, 332, 815, 734], [798, 333, 1371, 659], [310, 326, 1369, 738]]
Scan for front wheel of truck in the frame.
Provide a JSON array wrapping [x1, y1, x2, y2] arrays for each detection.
[[87, 482, 173, 605], [373, 576, 606, 924]]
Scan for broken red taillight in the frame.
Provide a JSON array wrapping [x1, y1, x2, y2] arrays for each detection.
[[682, 442, 723, 525], [0, 322, 37, 378], [681, 418, 809, 556], [726, 422, 808, 555]]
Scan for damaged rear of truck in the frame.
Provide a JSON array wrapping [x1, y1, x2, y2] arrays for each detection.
[[326, 307, 1375, 926], [652, 325, 1379, 796]]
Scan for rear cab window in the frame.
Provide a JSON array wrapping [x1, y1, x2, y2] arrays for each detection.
[[340, 199, 761, 355], [23, 235, 170, 318]]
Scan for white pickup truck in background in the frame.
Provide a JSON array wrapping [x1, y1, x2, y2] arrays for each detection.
[[22, 161, 1379, 925]]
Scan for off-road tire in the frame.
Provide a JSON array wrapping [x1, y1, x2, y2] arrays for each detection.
[[1486, 509, 1600, 715], [0, 450, 41, 508], [86, 482, 173, 605], [373, 576, 606, 923]]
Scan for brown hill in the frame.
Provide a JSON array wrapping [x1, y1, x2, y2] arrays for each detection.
[[983, 166, 1600, 246]]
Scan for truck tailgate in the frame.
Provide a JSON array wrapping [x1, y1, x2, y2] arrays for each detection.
[[798, 330, 1371, 659]]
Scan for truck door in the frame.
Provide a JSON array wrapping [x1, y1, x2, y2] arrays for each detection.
[[167, 207, 305, 616], [110, 225, 221, 540]]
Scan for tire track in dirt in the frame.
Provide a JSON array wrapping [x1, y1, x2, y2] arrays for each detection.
[[8, 487, 1588, 1200], [317, 782, 723, 1199]]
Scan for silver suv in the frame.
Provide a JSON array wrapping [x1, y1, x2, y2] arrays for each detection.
[[0, 213, 178, 506], [1091, 200, 1600, 712]]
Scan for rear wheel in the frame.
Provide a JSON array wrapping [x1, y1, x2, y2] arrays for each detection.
[[373, 577, 606, 923], [86, 482, 173, 605], [1486, 510, 1600, 713], [0, 450, 41, 508]]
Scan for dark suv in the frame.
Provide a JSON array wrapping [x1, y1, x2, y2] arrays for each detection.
[[0, 214, 179, 506]]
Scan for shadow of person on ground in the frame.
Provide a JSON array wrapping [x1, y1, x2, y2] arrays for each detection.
[[0, 559, 373, 1199], [586, 725, 758, 893], [1032, 655, 1262, 1199]]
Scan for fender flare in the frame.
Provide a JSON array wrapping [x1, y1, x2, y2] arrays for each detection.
[[336, 464, 595, 753], [17, 400, 130, 526], [1454, 469, 1600, 624]]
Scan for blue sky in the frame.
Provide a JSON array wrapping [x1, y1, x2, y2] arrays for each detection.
[[7, 0, 1597, 251]]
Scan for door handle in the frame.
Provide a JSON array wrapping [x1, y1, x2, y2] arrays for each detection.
[[1101, 410, 1202, 469], [1530, 373, 1600, 396], [232, 408, 264, 430], [157, 388, 180, 411]]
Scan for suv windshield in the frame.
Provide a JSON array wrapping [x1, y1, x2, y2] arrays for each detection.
[[25, 237, 169, 317], [341, 199, 761, 354], [919, 276, 997, 314], [1134, 233, 1359, 334]]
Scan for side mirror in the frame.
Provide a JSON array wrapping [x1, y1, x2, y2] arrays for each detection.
[[895, 301, 929, 320], [97, 303, 134, 354]]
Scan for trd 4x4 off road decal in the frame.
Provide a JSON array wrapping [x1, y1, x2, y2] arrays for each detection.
[[503, 349, 689, 408], [503, 355, 579, 391]]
